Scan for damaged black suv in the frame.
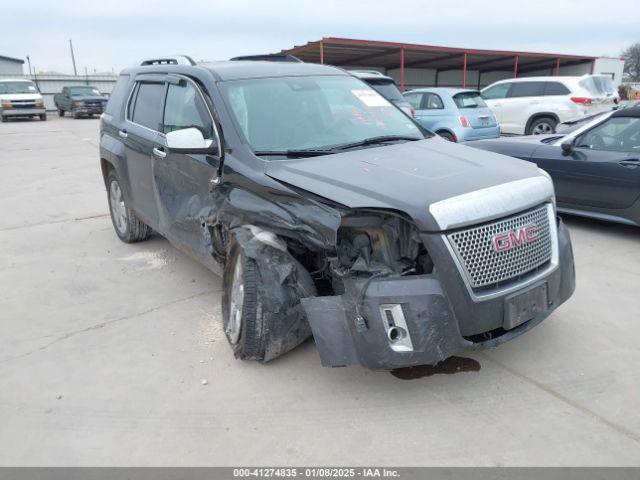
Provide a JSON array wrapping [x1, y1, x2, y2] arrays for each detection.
[[99, 56, 575, 370]]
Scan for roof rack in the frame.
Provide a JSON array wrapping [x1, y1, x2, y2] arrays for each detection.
[[229, 54, 302, 63], [139, 55, 196, 66]]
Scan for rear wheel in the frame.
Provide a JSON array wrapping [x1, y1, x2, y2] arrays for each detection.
[[528, 116, 556, 135], [437, 130, 456, 142], [72, 109, 80, 119], [1, 116, 7, 123], [39, 114, 47, 121], [58, 109, 65, 117], [106, 169, 152, 243]]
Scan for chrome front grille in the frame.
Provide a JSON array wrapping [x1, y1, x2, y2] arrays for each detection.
[[446, 205, 553, 289]]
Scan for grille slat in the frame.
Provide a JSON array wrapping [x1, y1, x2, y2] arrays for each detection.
[[447, 205, 552, 289]]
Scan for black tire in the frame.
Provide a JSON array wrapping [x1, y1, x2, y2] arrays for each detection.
[[222, 243, 262, 360], [221, 233, 316, 363], [527, 116, 557, 135], [58, 109, 65, 117], [437, 130, 456, 142], [105, 169, 152, 243], [39, 114, 47, 121], [1, 116, 7, 123], [72, 109, 80, 119]]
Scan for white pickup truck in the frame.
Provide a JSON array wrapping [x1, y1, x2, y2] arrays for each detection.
[[0, 79, 47, 122]]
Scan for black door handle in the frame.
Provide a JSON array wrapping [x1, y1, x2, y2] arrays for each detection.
[[619, 158, 640, 168]]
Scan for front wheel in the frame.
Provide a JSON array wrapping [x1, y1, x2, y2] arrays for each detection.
[[39, 114, 47, 121], [58, 109, 65, 117], [528, 117, 556, 135], [106, 170, 151, 243]]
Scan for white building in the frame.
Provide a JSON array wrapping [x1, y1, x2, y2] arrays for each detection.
[[0, 55, 25, 75]]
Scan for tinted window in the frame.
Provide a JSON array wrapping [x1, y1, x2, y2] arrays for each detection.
[[130, 82, 165, 130], [481, 83, 510, 100], [403, 93, 423, 109], [508, 82, 545, 98], [163, 81, 213, 138], [423, 93, 444, 109], [105, 74, 130, 115], [365, 79, 404, 102], [453, 92, 487, 109], [544, 82, 570, 96], [576, 116, 640, 152]]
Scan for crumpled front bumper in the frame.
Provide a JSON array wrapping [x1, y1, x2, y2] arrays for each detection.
[[302, 218, 575, 370]]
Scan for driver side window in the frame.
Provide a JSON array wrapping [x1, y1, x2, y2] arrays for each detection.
[[163, 81, 213, 139], [576, 116, 640, 152]]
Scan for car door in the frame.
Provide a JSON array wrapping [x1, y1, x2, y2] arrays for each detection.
[[152, 75, 222, 262], [530, 115, 640, 210], [122, 77, 167, 229], [481, 82, 510, 127], [501, 81, 546, 135], [413, 92, 447, 130]]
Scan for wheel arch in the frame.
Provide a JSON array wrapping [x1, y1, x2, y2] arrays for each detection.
[[525, 112, 559, 134]]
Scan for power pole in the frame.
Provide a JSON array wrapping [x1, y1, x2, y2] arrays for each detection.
[[26, 55, 33, 77], [69, 39, 78, 76]]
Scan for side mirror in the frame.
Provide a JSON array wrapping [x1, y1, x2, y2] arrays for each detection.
[[561, 138, 574, 156], [165, 127, 218, 155]]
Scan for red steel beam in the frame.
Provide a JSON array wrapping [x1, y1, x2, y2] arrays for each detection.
[[514, 55, 519, 78], [399, 47, 405, 92], [555, 58, 560, 75], [319, 41, 324, 64], [462, 52, 468, 88]]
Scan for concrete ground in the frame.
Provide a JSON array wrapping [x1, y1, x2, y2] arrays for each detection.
[[0, 116, 639, 466]]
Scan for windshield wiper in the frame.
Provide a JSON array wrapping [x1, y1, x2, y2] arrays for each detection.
[[253, 136, 422, 158], [327, 135, 423, 152], [253, 149, 335, 158]]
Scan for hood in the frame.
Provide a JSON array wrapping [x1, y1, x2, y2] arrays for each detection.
[[265, 136, 552, 232], [466, 134, 561, 160], [0, 93, 43, 101]]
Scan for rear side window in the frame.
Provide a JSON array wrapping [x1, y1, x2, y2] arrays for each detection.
[[130, 82, 165, 131], [544, 82, 570, 96], [481, 83, 510, 100], [508, 82, 545, 98], [163, 81, 213, 138], [453, 92, 487, 109], [423, 93, 444, 109], [403, 93, 423, 109], [105, 74, 130, 115]]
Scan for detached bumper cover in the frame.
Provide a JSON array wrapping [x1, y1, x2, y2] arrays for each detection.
[[302, 218, 575, 370]]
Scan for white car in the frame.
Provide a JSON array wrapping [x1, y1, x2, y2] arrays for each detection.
[[0, 79, 47, 122], [481, 75, 618, 135]]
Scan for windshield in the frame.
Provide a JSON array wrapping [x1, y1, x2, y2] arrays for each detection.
[[69, 86, 101, 96], [0, 81, 38, 94], [219, 75, 424, 153], [365, 79, 405, 102], [453, 91, 487, 109]]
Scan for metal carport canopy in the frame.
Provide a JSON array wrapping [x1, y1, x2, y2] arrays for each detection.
[[280, 37, 596, 90]]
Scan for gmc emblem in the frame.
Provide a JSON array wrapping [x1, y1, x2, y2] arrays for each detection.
[[493, 224, 539, 252]]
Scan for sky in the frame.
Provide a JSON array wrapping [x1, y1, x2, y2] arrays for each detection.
[[4, 0, 639, 74]]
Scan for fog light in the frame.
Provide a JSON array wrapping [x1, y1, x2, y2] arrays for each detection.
[[379, 304, 413, 352]]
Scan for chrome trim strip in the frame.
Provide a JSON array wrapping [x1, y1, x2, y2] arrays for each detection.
[[443, 203, 559, 302], [429, 176, 555, 231]]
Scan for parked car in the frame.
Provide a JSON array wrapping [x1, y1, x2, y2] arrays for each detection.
[[403, 88, 500, 142], [54, 85, 108, 118], [467, 107, 640, 227], [100, 57, 575, 370], [481, 75, 619, 135], [350, 70, 414, 117], [0, 79, 46, 122], [555, 99, 639, 134]]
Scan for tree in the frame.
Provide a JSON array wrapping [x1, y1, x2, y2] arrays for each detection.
[[622, 42, 640, 82]]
